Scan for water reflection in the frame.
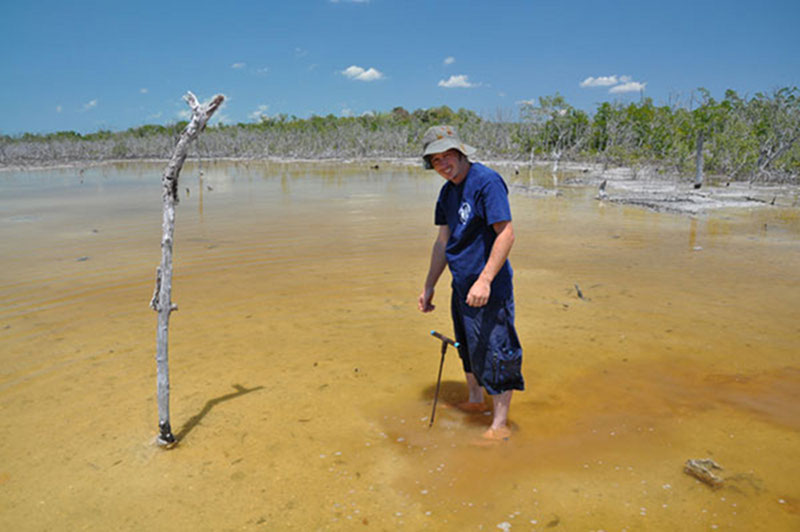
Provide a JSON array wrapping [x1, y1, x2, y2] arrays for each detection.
[[689, 217, 699, 250]]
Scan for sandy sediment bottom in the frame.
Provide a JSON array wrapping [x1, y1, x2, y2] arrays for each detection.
[[1, 161, 799, 530]]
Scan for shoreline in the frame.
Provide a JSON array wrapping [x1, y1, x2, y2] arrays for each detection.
[[2, 156, 798, 216]]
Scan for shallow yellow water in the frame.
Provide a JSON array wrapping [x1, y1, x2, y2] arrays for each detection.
[[1, 161, 799, 531]]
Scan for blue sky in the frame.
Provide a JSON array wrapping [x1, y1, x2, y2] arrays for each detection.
[[2, 0, 798, 135]]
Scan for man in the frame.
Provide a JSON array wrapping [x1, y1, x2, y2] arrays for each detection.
[[417, 125, 524, 441]]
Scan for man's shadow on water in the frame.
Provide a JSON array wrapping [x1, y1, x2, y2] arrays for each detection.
[[421, 380, 491, 428], [175, 384, 264, 443], [421, 380, 463, 404]]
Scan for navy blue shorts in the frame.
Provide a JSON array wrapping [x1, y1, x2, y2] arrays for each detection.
[[450, 286, 525, 395]]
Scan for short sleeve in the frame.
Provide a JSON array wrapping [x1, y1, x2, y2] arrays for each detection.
[[481, 176, 511, 225], [435, 200, 447, 225]]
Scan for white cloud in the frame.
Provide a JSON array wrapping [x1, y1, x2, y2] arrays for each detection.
[[231, 62, 246, 69], [177, 109, 191, 120], [330, 0, 369, 3], [140, 88, 149, 94], [438, 74, 476, 88], [342, 65, 363, 78], [341, 107, 353, 117], [581, 74, 646, 94], [610, 81, 647, 94], [341, 65, 384, 82], [56, 105, 62, 113], [444, 56, 455, 65], [83, 99, 98, 111], [356, 68, 383, 81], [249, 104, 270, 121], [580, 75, 620, 88]]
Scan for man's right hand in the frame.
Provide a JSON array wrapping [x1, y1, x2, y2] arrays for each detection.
[[418, 287, 436, 313]]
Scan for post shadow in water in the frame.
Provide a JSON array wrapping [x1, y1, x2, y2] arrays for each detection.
[[175, 384, 264, 443]]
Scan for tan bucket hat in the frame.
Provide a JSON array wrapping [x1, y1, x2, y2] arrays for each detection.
[[421, 125, 476, 169]]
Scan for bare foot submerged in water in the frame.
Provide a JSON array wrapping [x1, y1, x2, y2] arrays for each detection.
[[470, 426, 513, 447], [452, 393, 514, 444], [444, 398, 513, 444], [482, 426, 512, 441], [455, 401, 490, 413]]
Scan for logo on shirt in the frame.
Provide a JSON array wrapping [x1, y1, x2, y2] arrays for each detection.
[[458, 201, 471, 224]]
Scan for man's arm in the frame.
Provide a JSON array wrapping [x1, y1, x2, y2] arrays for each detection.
[[465, 220, 515, 307], [418, 225, 450, 313]]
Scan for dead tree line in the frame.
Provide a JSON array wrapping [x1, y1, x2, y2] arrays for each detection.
[[2, 88, 798, 183]]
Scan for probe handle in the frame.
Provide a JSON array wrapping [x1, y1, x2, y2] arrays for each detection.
[[430, 330, 459, 348]]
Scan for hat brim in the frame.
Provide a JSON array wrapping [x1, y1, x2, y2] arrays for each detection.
[[422, 139, 476, 169]]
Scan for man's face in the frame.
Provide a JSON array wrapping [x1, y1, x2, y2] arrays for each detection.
[[430, 149, 469, 184]]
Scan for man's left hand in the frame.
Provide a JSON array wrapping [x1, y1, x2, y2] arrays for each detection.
[[466, 277, 491, 307]]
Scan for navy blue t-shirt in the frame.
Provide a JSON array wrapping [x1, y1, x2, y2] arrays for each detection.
[[435, 162, 513, 299]]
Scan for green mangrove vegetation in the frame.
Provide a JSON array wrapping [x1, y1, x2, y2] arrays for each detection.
[[1, 87, 798, 183]]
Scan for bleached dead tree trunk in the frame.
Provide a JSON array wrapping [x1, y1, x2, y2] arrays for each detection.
[[694, 130, 704, 189], [150, 92, 224, 447]]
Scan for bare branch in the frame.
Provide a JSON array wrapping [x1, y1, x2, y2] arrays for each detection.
[[153, 92, 225, 448]]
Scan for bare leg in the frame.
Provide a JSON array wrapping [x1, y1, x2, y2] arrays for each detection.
[[455, 373, 489, 413], [489, 390, 512, 431], [464, 372, 484, 403]]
